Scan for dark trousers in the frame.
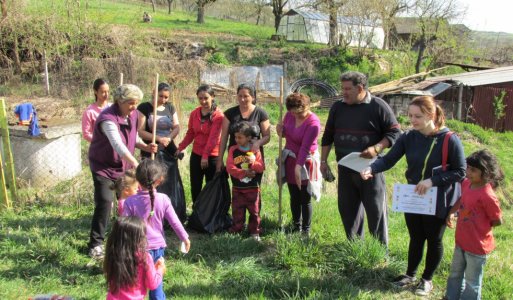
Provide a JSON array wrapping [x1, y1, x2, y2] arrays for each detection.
[[337, 165, 388, 246], [88, 173, 115, 249], [229, 188, 261, 235], [189, 152, 217, 203], [404, 213, 447, 280], [287, 183, 312, 232]]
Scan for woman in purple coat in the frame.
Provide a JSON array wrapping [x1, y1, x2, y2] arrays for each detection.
[[87, 84, 157, 260]]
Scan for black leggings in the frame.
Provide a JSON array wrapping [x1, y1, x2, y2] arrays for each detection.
[[287, 183, 312, 232], [404, 213, 447, 280], [88, 173, 115, 249], [189, 152, 217, 203]]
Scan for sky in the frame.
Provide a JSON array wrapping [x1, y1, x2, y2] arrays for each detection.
[[459, 0, 513, 33]]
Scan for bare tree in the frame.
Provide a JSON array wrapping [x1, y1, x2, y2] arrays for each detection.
[[272, 0, 288, 33], [167, 0, 174, 14], [254, 0, 269, 25], [151, 0, 156, 12], [369, 0, 409, 49], [409, 0, 463, 72], [309, 0, 346, 46], [197, 0, 216, 23]]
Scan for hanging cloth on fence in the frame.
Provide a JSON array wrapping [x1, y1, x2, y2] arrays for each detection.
[[28, 108, 41, 137], [14, 103, 34, 125]]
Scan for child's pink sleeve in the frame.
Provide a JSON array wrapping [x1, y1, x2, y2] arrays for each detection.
[[143, 252, 163, 290], [251, 150, 265, 173]]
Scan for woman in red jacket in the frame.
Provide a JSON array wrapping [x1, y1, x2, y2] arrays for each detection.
[[176, 84, 224, 203]]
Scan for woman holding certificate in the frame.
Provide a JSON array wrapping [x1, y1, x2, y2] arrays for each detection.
[[360, 96, 465, 297]]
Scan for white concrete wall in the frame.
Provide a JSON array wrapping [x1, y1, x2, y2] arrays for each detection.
[[11, 133, 82, 188]]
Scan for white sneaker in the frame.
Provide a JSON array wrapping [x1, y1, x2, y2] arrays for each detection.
[[89, 245, 104, 260], [251, 234, 261, 242]]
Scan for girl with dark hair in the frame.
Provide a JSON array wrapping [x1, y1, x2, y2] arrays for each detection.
[[361, 95, 466, 296], [138, 82, 186, 222], [444, 149, 503, 300], [82, 78, 111, 142], [176, 84, 224, 203], [122, 159, 191, 300], [216, 83, 271, 172], [104, 216, 166, 300]]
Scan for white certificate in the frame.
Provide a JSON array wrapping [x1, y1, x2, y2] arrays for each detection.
[[392, 184, 438, 215], [338, 152, 377, 173]]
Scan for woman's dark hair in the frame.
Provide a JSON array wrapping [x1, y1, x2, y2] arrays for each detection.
[[409, 96, 446, 129], [158, 82, 172, 93], [93, 78, 108, 101], [104, 216, 147, 294], [466, 149, 504, 188], [136, 159, 166, 220], [285, 92, 310, 112], [237, 83, 257, 104], [233, 121, 253, 138], [196, 84, 217, 112]]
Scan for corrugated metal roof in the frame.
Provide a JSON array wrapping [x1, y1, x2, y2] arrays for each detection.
[[428, 65, 513, 87]]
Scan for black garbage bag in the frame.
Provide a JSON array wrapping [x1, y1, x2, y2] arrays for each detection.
[[188, 171, 232, 234], [155, 150, 187, 223]]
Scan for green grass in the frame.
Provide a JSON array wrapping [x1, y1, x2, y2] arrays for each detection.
[[25, 0, 275, 40], [1, 102, 513, 299]]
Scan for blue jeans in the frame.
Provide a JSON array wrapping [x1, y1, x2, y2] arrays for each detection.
[[148, 248, 166, 300], [445, 246, 487, 300]]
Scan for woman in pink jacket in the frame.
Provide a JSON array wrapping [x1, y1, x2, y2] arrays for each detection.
[[82, 78, 111, 142]]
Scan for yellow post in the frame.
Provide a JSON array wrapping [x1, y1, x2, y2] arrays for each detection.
[[0, 98, 15, 208]]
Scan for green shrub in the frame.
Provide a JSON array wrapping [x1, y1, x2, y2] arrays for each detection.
[[207, 52, 230, 65]]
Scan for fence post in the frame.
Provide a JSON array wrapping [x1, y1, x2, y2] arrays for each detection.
[[44, 50, 50, 96], [0, 98, 16, 208]]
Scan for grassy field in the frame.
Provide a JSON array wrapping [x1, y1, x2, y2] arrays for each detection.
[[1, 101, 512, 299], [25, 0, 275, 40]]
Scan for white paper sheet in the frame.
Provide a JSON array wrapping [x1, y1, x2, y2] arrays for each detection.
[[337, 152, 377, 173], [392, 184, 438, 215]]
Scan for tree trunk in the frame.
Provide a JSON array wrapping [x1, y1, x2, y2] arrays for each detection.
[[415, 35, 426, 73], [151, 0, 156, 13], [168, 0, 173, 14], [274, 14, 281, 33], [197, 3, 205, 23], [256, 6, 262, 25], [13, 32, 22, 74], [0, 0, 6, 19], [328, 1, 338, 46]]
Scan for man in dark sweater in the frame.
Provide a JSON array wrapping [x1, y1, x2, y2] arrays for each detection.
[[320, 71, 401, 246]]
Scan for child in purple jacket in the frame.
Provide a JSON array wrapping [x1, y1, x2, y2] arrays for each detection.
[[123, 159, 191, 300]]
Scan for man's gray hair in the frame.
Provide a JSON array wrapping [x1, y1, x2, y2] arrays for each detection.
[[113, 84, 143, 104], [340, 71, 368, 89]]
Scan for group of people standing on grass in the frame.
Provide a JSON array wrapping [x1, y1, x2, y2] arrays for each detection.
[[81, 71, 503, 300]]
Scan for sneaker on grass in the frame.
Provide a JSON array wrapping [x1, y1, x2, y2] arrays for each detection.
[[392, 274, 416, 287], [415, 278, 433, 296], [89, 245, 104, 260]]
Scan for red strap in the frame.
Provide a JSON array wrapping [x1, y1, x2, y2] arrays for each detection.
[[442, 131, 453, 171]]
